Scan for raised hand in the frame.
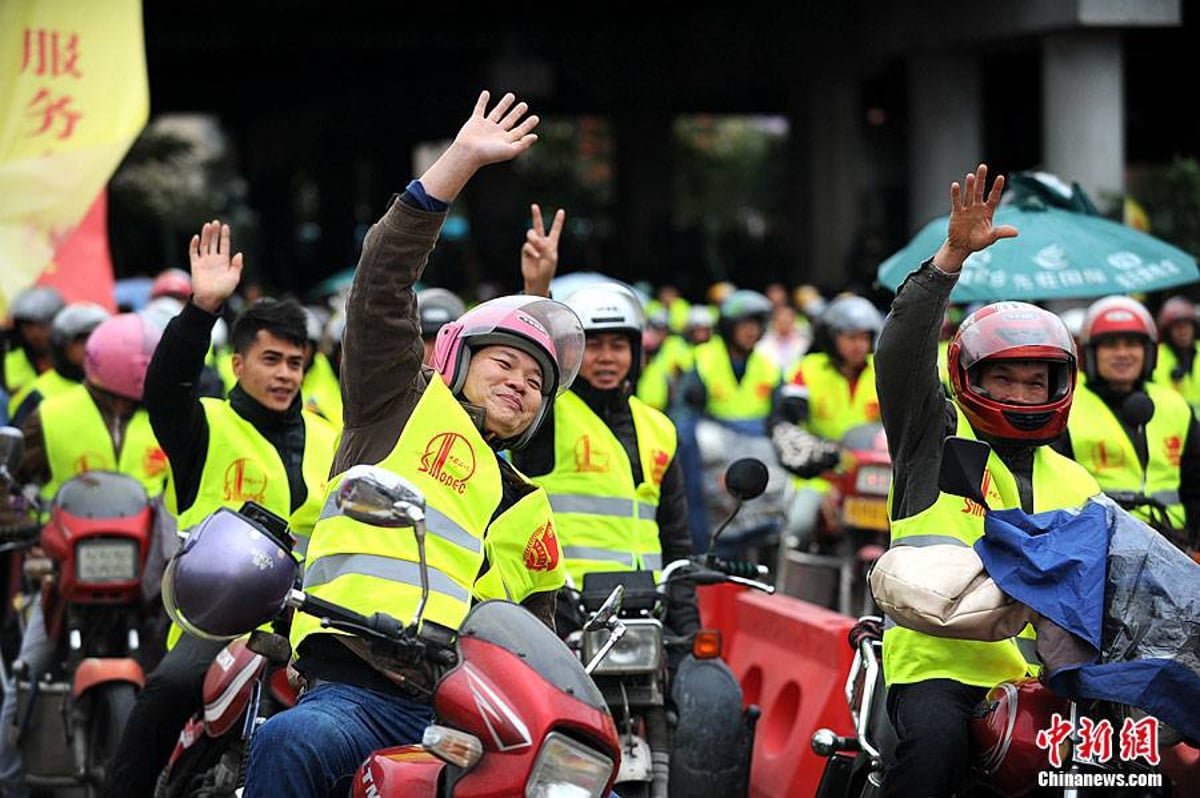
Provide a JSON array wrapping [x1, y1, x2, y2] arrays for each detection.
[[935, 163, 1019, 274], [189, 220, 244, 313], [419, 91, 540, 204], [521, 204, 566, 298]]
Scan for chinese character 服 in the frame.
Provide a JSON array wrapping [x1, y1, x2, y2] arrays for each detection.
[[20, 29, 82, 78]]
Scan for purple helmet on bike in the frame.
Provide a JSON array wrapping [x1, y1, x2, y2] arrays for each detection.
[[162, 508, 298, 640]]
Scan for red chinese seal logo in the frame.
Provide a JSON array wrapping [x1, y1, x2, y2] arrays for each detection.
[[223, 458, 269, 503], [524, 521, 560, 572], [419, 432, 476, 495]]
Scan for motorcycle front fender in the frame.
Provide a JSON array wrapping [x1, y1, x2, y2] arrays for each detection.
[[71, 657, 144, 699], [354, 745, 445, 797]]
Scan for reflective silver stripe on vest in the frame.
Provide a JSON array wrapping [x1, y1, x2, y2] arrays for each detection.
[[1015, 636, 1040, 666], [561, 546, 635, 568], [318, 492, 481, 554], [294, 534, 309, 560], [641, 553, 663, 571], [549, 494, 658, 521], [303, 553, 471, 603], [1152, 490, 1181, 506], [889, 535, 969, 548]]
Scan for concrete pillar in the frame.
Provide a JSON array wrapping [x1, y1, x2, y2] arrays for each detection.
[[802, 76, 862, 289], [1042, 31, 1124, 211], [906, 54, 983, 232]]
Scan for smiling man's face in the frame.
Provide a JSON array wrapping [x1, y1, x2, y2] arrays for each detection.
[[232, 330, 305, 412], [462, 344, 545, 439], [578, 332, 633, 390]]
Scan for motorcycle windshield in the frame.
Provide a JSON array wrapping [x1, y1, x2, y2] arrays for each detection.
[[459, 601, 606, 712], [53, 471, 148, 517]]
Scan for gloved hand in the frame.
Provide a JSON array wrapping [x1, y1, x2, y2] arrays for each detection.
[[770, 423, 841, 478]]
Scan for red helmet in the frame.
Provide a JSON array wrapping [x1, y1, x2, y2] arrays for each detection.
[[1079, 296, 1157, 383], [947, 302, 1076, 444], [150, 269, 192, 301], [971, 678, 1069, 797], [1157, 296, 1197, 336]]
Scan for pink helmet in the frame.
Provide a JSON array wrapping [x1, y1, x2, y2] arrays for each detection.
[[84, 313, 163, 400], [431, 295, 584, 449], [150, 269, 192, 301]]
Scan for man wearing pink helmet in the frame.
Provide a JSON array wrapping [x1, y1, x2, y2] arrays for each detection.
[[1, 312, 168, 798], [243, 91, 584, 798], [1054, 296, 1199, 548], [875, 164, 1100, 797], [1152, 295, 1199, 414]]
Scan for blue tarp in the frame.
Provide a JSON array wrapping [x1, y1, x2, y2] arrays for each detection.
[[975, 496, 1200, 742]]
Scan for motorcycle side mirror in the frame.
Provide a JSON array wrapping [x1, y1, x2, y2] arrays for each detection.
[[583, 585, 625, 633], [724, 458, 769, 502], [0, 426, 23, 479], [336, 465, 427, 527], [938, 436, 991, 510]]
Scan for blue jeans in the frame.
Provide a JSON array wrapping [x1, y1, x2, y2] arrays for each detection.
[[243, 681, 433, 798]]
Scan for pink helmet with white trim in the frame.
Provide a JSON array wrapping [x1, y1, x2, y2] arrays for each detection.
[[431, 295, 584, 449], [84, 313, 163, 401]]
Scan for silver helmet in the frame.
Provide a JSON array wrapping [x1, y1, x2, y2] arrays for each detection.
[[51, 302, 111, 347], [9, 285, 65, 325], [564, 282, 646, 336]]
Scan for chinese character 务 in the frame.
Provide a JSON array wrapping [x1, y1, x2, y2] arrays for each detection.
[[26, 89, 83, 140]]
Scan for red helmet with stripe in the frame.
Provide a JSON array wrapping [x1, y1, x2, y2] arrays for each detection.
[[947, 302, 1076, 444], [1079, 296, 1157, 383]]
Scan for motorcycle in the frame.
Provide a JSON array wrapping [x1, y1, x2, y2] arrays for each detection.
[[12, 467, 154, 795], [776, 422, 891, 616], [162, 465, 623, 798], [566, 458, 775, 798], [156, 505, 298, 798]]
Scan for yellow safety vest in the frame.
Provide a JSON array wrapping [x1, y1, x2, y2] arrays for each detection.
[[1067, 381, 1190, 530], [937, 340, 952, 392], [9, 369, 78, 422], [4, 348, 40, 413], [530, 391, 677, 586], [164, 398, 336, 649], [882, 405, 1099, 688], [212, 349, 237, 396], [1153, 344, 1199, 417], [291, 374, 564, 657], [39, 384, 167, 501], [303, 352, 343, 429], [787, 353, 880, 442], [692, 336, 780, 423]]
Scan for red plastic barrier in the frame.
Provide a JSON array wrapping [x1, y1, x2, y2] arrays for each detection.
[[724, 592, 857, 798], [697, 583, 745, 657]]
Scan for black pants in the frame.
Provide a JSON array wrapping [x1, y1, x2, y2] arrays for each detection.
[[882, 679, 987, 798], [101, 633, 226, 798]]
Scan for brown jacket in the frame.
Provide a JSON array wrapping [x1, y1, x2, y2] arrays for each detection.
[[332, 193, 555, 628]]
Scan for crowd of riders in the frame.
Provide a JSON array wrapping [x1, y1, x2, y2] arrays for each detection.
[[1, 90, 1198, 798]]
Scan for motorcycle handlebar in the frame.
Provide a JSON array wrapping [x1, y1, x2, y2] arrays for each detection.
[[659, 558, 775, 594], [293, 590, 408, 643], [1105, 490, 1168, 513]]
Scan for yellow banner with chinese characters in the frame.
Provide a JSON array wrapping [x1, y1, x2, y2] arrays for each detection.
[[0, 0, 148, 316]]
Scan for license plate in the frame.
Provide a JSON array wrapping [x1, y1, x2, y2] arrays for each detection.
[[842, 497, 889, 532]]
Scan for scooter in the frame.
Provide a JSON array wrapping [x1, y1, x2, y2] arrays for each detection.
[[163, 465, 623, 798], [13, 468, 154, 796], [776, 422, 891, 616], [567, 458, 775, 798]]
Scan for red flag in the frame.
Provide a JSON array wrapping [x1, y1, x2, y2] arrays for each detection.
[[35, 190, 115, 311]]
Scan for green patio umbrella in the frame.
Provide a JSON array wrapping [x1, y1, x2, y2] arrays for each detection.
[[877, 172, 1199, 302]]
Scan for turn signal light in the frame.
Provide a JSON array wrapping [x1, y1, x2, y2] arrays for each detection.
[[423, 724, 483, 769], [692, 629, 722, 659]]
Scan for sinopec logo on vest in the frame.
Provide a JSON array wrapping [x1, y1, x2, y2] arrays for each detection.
[[419, 432, 476, 495]]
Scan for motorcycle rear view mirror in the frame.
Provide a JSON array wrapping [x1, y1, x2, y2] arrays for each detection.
[[938, 436, 991, 511], [724, 458, 769, 502], [0, 426, 23, 479], [336, 465, 427, 527], [583, 584, 625, 633]]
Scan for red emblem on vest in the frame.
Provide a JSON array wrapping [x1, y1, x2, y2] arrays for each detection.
[[649, 450, 669, 486], [1164, 435, 1182, 467], [573, 435, 609, 473], [523, 520, 559, 572], [72, 451, 107, 474], [144, 447, 168, 478], [223, 458, 268, 503], [419, 432, 477, 495]]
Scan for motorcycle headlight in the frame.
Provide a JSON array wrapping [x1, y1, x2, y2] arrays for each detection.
[[583, 620, 662, 675], [525, 731, 614, 798], [854, 465, 892, 496], [75, 539, 139, 583]]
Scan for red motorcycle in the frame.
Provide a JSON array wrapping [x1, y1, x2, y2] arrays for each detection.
[[161, 466, 622, 798], [14, 470, 153, 795], [777, 422, 891, 615]]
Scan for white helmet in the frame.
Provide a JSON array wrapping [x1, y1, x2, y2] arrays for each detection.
[[564, 282, 645, 336]]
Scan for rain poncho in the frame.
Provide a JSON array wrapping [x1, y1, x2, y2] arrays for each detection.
[[975, 494, 1200, 742]]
